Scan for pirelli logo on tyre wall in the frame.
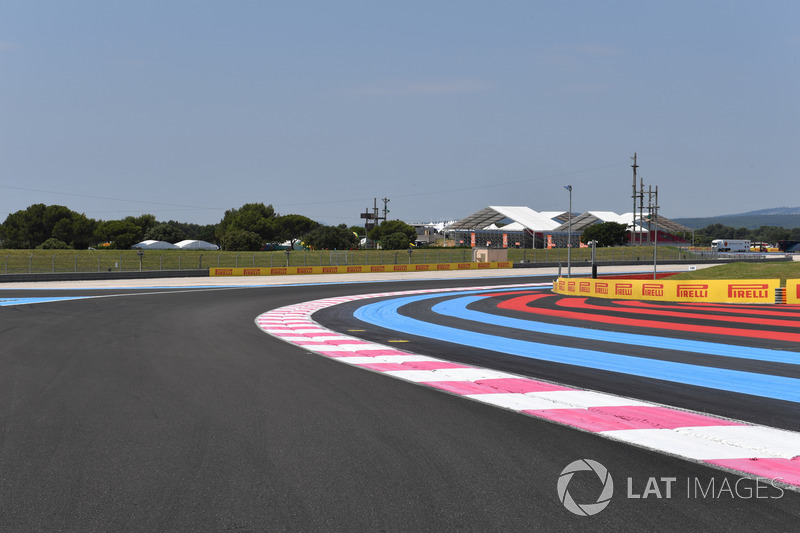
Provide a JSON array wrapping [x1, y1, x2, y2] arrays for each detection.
[[553, 278, 779, 304], [614, 283, 633, 296], [641, 283, 664, 297], [567, 281, 577, 293], [677, 284, 708, 298], [727, 283, 769, 299], [787, 280, 800, 305]]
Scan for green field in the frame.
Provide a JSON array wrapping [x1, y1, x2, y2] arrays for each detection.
[[0, 246, 697, 275], [668, 262, 800, 285]]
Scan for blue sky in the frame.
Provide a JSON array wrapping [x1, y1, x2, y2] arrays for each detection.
[[1, 1, 798, 227]]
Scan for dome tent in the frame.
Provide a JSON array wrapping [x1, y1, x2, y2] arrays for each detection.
[[174, 240, 220, 250], [131, 240, 179, 250]]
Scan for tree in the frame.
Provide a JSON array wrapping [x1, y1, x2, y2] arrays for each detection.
[[302, 224, 358, 250], [216, 203, 277, 243], [1, 204, 49, 248], [221, 229, 263, 251], [144, 222, 187, 243], [581, 222, 628, 247], [125, 214, 158, 237], [382, 232, 411, 250], [275, 214, 319, 248], [94, 220, 144, 249], [752, 225, 790, 245], [0, 204, 97, 249], [368, 220, 417, 247], [165, 220, 217, 243], [36, 238, 70, 249], [52, 212, 97, 249]]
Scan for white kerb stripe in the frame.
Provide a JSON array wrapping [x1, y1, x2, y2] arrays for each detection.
[[467, 391, 654, 411], [310, 343, 393, 353], [527, 390, 654, 409], [333, 355, 440, 365], [382, 368, 515, 383], [603, 426, 800, 461]]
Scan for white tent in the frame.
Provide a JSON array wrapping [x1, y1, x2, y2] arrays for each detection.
[[132, 240, 179, 250], [174, 240, 220, 250], [446, 206, 560, 232]]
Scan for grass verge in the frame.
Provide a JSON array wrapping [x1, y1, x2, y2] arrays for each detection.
[[668, 262, 800, 285]]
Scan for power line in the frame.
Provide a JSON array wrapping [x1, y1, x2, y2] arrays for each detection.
[[277, 161, 630, 207], [0, 184, 223, 210]]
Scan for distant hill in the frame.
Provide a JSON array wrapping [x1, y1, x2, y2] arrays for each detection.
[[674, 213, 800, 230], [728, 207, 800, 217]]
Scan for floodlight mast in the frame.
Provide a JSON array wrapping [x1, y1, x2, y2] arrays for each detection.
[[564, 185, 572, 278], [631, 153, 638, 246]]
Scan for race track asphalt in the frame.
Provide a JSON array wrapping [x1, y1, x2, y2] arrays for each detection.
[[1, 274, 798, 531]]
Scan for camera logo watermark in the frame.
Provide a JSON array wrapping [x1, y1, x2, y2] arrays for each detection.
[[557, 459, 786, 516], [557, 459, 614, 516]]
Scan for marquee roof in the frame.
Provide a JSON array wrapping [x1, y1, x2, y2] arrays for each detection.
[[174, 240, 220, 250], [131, 240, 179, 250], [445, 206, 561, 232], [446, 206, 691, 235]]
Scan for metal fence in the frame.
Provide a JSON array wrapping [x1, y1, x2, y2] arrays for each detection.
[[1, 247, 719, 275]]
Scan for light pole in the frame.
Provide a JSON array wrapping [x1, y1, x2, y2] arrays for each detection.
[[564, 185, 572, 278]]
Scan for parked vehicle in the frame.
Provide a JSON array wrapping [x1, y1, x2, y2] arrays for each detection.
[[711, 239, 751, 252]]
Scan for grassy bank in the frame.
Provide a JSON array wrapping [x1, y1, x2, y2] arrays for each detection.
[[0, 246, 699, 274], [667, 262, 800, 285]]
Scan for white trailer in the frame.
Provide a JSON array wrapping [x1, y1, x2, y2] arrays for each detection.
[[711, 239, 751, 252]]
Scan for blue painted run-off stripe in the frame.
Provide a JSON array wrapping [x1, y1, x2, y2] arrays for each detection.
[[433, 295, 800, 365], [0, 297, 90, 307], [353, 291, 800, 404]]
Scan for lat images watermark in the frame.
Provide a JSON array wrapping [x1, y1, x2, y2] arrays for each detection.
[[557, 459, 614, 516], [557, 459, 786, 516]]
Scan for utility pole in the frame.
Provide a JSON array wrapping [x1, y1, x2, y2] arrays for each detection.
[[381, 197, 390, 223], [652, 185, 659, 279], [565, 185, 573, 278], [631, 153, 639, 247], [639, 177, 645, 247], [642, 185, 653, 246]]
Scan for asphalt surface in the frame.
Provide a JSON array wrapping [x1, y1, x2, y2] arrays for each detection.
[[1, 272, 798, 531]]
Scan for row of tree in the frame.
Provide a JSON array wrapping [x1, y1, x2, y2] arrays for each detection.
[[6, 203, 800, 252], [0, 203, 419, 251], [577, 221, 800, 248], [212, 203, 416, 250], [691, 223, 800, 246]]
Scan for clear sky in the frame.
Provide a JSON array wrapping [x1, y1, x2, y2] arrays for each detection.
[[1, 1, 798, 227]]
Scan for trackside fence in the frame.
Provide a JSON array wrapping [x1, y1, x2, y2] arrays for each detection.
[[0, 247, 776, 275]]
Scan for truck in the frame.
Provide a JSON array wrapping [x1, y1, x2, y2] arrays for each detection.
[[711, 239, 751, 252]]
